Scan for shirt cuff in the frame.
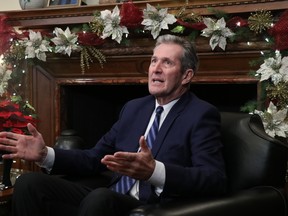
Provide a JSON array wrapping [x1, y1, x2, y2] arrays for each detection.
[[148, 160, 165, 188], [35, 146, 55, 172]]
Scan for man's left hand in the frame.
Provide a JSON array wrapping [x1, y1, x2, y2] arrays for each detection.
[[101, 136, 156, 180]]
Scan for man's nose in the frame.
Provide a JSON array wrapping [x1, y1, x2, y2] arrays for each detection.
[[152, 62, 162, 72]]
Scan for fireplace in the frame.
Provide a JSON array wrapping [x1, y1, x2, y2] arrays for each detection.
[[59, 83, 257, 149]]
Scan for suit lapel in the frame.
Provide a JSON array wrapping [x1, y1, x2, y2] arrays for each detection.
[[126, 97, 155, 152], [151, 92, 192, 156]]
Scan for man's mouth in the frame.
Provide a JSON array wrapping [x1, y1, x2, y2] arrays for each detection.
[[152, 78, 164, 83]]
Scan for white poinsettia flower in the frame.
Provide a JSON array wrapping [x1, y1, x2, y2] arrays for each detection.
[[100, 6, 129, 44], [256, 50, 288, 84], [279, 56, 288, 82], [23, 30, 52, 61], [51, 27, 81, 56], [254, 102, 288, 138], [0, 64, 12, 96], [142, 3, 177, 39], [201, 17, 235, 50]]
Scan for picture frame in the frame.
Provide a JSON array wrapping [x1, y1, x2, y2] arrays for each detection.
[[47, 0, 81, 7]]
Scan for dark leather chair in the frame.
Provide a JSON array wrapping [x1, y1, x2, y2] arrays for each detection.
[[129, 112, 288, 216]]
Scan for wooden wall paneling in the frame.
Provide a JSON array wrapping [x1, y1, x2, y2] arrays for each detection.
[[32, 65, 57, 147]]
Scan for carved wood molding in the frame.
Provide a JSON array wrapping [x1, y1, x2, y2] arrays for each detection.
[[2, 0, 287, 28]]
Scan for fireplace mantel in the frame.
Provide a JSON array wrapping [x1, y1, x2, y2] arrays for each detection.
[[3, 0, 288, 28], [1, 1, 285, 166]]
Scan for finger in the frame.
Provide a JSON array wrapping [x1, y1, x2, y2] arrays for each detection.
[[113, 151, 136, 162], [101, 157, 127, 173], [4, 132, 19, 141], [101, 155, 125, 166], [0, 144, 16, 155], [139, 136, 149, 152], [102, 154, 133, 169], [0, 131, 7, 138], [27, 123, 38, 137], [102, 160, 120, 168], [101, 155, 117, 163], [2, 152, 17, 160], [0, 136, 16, 146]]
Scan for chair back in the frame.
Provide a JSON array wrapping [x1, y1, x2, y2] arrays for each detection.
[[221, 112, 288, 193]]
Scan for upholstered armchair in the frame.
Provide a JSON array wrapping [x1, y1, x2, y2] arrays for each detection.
[[129, 112, 288, 216]]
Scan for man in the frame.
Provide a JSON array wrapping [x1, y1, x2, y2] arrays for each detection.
[[0, 34, 226, 216]]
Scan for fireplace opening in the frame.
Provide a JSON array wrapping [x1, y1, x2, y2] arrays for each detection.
[[60, 83, 257, 148]]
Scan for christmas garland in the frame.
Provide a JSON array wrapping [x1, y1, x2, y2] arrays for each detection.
[[0, 1, 287, 139]]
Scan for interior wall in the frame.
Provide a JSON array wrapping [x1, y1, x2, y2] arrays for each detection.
[[0, 0, 21, 11]]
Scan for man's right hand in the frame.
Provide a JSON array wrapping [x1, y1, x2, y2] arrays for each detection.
[[0, 123, 47, 163]]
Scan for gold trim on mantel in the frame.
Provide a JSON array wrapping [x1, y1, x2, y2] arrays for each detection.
[[1, 0, 288, 28]]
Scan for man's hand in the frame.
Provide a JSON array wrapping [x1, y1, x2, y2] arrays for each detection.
[[0, 123, 47, 163], [101, 136, 156, 180]]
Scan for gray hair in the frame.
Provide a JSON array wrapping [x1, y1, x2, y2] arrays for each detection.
[[155, 34, 199, 74]]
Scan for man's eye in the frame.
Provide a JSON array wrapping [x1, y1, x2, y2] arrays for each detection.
[[164, 60, 172, 66]]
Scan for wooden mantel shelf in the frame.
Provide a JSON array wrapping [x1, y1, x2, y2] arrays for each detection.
[[2, 0, 288, 28]]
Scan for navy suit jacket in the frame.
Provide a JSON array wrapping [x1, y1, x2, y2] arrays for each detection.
[[52, 91, 226, 203]]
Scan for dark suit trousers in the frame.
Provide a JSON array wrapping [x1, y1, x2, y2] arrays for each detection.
[[12, 172, 142, 216]]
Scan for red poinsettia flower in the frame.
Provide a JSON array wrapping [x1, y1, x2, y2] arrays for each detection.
[[269, 9, 288, 50], [0, 100, 36, 134], [226, 16, 248, 29], [77, 32, 105, 46], [11, 128, 25, 134], [0, 110, 22, 119], [176, 19, 206, 30], [120, 0, 143, 29], [0, 15, 19, 55]]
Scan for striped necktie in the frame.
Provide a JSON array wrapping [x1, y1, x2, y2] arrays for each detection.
[[113, 106, 164, 195]]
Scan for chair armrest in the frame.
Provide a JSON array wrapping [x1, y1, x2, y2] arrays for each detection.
[[130, 186, 287, 216]]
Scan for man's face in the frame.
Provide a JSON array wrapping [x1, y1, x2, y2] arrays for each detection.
[[148, 43, 191, 105]]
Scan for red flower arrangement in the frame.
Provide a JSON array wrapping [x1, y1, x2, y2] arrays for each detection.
[[0, 100, 36, 135], [120, 0, 143, 29], [0, 16, 16, 55], [269, 10, 288, 51]]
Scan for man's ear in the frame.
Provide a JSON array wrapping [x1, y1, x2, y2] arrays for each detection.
[[182, 69, 194, 85]]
